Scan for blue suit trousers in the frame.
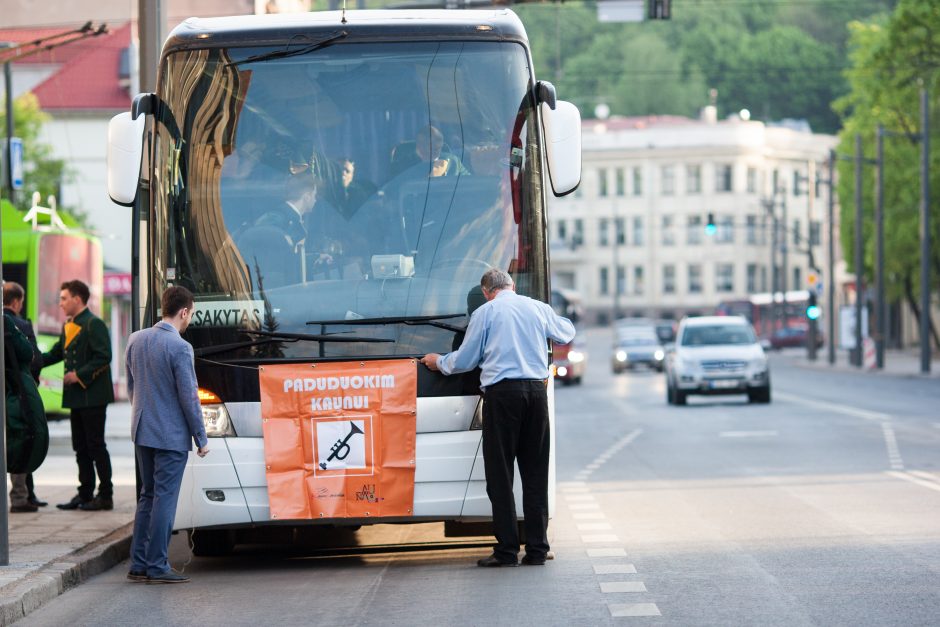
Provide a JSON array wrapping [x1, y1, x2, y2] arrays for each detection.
[[131, 445, 188, 576]]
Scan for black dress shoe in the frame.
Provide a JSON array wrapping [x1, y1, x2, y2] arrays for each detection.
[[521, 554, 546, 566], [28, 497, 48, 507], [147, 570, 190, 584], [127, 570, 147, 582], [477, 554, 518, 567], [56, 495, 91, 510], [78, 496, 114, 511], [10, 503, 39, 513]]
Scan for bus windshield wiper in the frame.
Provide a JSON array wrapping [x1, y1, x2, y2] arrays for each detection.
[[228, 30, 348, 67], [193, 329, 392, 358], [306, 313, 468, 333]]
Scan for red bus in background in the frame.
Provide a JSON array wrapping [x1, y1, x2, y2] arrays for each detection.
[[716, 291, 811, 339]]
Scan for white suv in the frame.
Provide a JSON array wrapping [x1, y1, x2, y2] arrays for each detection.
[[666, 316, 770, 405]]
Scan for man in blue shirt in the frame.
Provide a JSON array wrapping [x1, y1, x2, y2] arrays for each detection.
[[421, 269, 575, 567]]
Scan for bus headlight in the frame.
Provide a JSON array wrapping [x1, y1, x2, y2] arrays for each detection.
[[199, 388, 236, 437], [567, 350, 585, 364]]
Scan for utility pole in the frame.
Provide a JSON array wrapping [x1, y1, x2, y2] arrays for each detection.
[[827, 149, 836, 366], [780, 185, 789, 325], [138, 0, 166, 93], [854, 133, 864, 368], [612, 206, 620, 322], [875, 126, 885, 369], [919, 86, 931, 374], [806, 160, 818, 362]]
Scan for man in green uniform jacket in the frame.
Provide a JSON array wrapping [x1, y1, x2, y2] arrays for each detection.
[[43, 280, 115, 511]]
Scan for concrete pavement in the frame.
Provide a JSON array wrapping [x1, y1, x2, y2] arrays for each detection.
[[775, 345, 940, 378], [0, 403, 136, 625]]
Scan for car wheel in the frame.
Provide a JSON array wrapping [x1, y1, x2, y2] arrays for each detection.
[[666, 384, 674, 405], [190, 529, 236, 557], [748, 385, 771, 404], [572, 376, 583, 385], [674, 388, 687, 406]]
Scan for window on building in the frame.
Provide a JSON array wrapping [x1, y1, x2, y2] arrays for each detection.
[[598, 168, 608, 198], [556, 271, 576, 291], [793, 219, 802, 245], [760, 265, 768, 292], [716, 263, 734, 292], [573, 219, 584, 247], [772, 168, 780, 194], [688, 264, 703, 293], [615, 168, 625, 196], [633, 266, 645, 295], [663, 264, 676, 294], [746, 215, 758, 245], [599, 218, 609, 247], [615, 217, 626, 245], [793, 170, 803, 196], [661, 165, 675, 196], [661, 215, 675, 246], [687, 215, 703, 245], [632, 216, 644, 246], [746, 263, 758, 293], [747, 167, 758, 194], [793, 267, 802, 291], [632, 166, 643, 196], [686, 164, 702, 194], [558, 220, 567, 242], [717, 215, 734, 243], [616, 265, 626, 295], [599, 266, 609, 296], [810, 220, 821, 246], [715, 164, 733, 192]]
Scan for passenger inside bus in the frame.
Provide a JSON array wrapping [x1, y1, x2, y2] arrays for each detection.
[[388, 126, 469, 179]]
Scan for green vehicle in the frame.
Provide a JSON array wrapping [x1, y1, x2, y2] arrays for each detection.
[[1, 198, 104, 418]]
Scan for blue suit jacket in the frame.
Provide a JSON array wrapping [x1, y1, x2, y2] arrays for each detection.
[[125, 321, 208, 452]]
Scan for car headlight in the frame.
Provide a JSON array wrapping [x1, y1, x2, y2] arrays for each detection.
[[615, 350, 627, 362], [750, 357, 768, 371], [567, 350, 585, 364], [654, 349, 665, 361], [676, 357, 696, 371], [198, 388, 236, 437]]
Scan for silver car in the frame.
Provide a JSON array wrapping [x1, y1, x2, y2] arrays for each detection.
[[665, 316, 770, 405]]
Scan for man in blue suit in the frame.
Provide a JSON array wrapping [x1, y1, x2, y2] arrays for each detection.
[[125, 286, 209, 584]]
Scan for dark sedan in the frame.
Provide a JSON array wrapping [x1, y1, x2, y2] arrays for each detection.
[[769, 325, 825, 350]]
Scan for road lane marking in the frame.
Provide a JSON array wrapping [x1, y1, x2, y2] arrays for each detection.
[[908, 470, 940, 484], [887, 471, 940, 493], [609, 603, 661, 617], [569, 502, 600, 510], [775, 391, 891, 421], [573, 512, 606, 520], [578, 428, 644, 479], [564, 493, 596, 502], [587, 548, 627, 557], [582, 534, 620, 543], [577, 522, 613, 531], [594, 564, 637, 575], [601, 581, 647, 593], [559, 481, 588, 490], [719, 430, 779, 438], [880, 421, 905, 470]]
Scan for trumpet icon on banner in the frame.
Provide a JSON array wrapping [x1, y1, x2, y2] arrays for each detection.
[[319, 421, 364, 470]]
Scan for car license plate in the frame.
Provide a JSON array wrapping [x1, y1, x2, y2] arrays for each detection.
[[710, 380, 739, 389]]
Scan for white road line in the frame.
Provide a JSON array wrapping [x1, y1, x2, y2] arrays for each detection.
[[581, 534, 620, 543], [908, 470, 940, 484], [775, 391, 891, 421], [587, 548, 627, 557], [887, 471, 940, 493], [576, 522, 613, 531], [559, 481, 588, 490], [569, 502, 600, 510], [601, 581, 647, 593], [609, 603, 661, 618], [880, 421, 905, 470], [564, 494, 596, 502], [719, 430, 779, 438], [573, 512, 606, 520], [594, 564, 637, 575]]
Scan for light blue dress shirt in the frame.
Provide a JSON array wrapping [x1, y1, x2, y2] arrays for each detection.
[[437, 290, 576, 388]]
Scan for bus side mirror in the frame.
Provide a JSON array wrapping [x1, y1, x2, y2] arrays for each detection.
[[540, 99, 581, 197], [107, 111, 145, 206]]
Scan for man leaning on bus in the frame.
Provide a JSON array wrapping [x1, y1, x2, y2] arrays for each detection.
[[421, 269, 575, 567], [42, 279, 115, 511]]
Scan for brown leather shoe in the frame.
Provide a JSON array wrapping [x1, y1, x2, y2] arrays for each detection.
[[10, 503, 39, 513], [476, 554, 518, 567]]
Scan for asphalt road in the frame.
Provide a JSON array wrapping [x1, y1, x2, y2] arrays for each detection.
[[20, 329, 940, 626]]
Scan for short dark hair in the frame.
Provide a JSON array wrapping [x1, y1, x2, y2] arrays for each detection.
[[60, 280, 90, 304], [3, 282, 25, 307], [161, 286, 194, 318]]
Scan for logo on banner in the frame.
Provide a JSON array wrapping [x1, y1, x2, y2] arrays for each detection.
[[313, 416, 373, 476]]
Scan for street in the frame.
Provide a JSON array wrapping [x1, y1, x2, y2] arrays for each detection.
[[20, 328, 940, 626]]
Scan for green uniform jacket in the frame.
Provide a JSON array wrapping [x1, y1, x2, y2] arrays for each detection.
[[5, 312, 49, 473], [42, 307, 114, 408]]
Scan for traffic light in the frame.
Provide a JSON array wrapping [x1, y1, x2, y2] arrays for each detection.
[[806, 292, 821, 320], [705, 212, 717, 236]]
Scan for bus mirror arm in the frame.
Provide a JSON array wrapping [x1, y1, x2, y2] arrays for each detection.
[[132, 93, 157, 120], [536, 81, 556, 110]]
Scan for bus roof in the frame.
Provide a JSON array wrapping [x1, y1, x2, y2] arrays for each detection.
[[165, 9, 528, 53]]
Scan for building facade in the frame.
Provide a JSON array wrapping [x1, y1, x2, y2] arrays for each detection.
[[548, 114, 839, 326]]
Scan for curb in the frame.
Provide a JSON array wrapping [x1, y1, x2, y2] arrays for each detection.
[[0, 522, 133, 626]]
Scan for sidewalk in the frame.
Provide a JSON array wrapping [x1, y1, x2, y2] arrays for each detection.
[[0, 403, 137, 625], [775, 346, 940, 379]]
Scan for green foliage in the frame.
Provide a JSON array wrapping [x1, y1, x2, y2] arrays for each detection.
[[834, 0, 940, 304], [0, 92, 75, 220]]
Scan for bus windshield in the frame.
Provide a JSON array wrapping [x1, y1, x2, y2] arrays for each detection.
[[153, 40, 545, 359]]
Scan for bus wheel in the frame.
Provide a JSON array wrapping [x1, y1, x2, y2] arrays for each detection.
[[190, 529, 236, 557]]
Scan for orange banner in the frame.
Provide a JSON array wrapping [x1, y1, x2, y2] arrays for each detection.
[[259, 359, 417, 521]]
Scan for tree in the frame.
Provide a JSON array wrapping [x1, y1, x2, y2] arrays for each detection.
[[0, 92, 73, 218], [834, 0, 940, 347]]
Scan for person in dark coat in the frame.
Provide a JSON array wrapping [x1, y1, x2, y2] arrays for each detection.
[[42, 279, 115, 511], [3, 281, 47, 510]]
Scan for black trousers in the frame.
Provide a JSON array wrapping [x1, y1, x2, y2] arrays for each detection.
[[482, 379, 551, 562], [70, 406, 113, 500]]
